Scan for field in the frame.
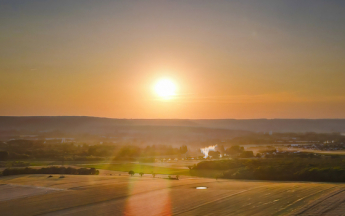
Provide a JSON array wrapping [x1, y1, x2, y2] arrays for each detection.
[[81, 163, 190, 176], [0, 160, 223, 179], [1, 173, 345, 216], [80, 160, 227, 179]]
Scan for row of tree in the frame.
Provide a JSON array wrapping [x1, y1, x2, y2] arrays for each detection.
[[127, 171, 179, 180], [226, 132, 345, 145], [0, 139, 188, 161], [206, 145, 254, 158], [192, 158, 345, 182], [1, 166, 99, 176]]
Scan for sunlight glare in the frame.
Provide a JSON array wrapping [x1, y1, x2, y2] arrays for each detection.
[[154, 79, 177, 100]]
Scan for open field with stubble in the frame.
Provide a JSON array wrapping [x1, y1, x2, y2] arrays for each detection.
[[1, 174, 345, 216]]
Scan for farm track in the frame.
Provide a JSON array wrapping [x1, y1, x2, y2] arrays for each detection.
[[1, 175, 345, 215]]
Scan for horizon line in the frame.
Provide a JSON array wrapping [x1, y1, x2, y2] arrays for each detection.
[[1, 116, 345, 120]]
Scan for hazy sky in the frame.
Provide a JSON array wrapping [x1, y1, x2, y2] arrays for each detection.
[[1, 0, 345, 119]]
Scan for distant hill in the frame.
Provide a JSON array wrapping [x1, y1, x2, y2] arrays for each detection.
[[0, 116, 345, 134], [195, 119, 345, 133], [0, 117, 249, 142]]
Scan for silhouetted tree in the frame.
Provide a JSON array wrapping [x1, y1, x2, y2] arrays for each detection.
[[240, 151, 254, 158], [226, 145, 244, 155], [128, 170, 135, 176], [209, 151, 221, 159]]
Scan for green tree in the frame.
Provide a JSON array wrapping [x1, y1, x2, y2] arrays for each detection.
[[128, 170, 135, 176], [209, 151, 221, 158], [226, 145, 244, 155], [240, 151, 254, 158]]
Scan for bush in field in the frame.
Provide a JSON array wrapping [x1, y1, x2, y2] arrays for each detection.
[[128, 170, 135, 176], [139, 172, 144, 177], [1, 166, 99, 176]]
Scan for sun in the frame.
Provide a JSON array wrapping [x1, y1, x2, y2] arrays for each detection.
[[154, 78, 177, 99]]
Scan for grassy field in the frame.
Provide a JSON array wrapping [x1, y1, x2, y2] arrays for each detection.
[[81, 163, 191, 175], [80, 162, 223, 178], [1, 174, 345, 215], [1, 160, 223, 178]]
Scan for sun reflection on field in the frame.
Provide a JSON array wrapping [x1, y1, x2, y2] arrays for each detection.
[[124, 178, 172, 215]]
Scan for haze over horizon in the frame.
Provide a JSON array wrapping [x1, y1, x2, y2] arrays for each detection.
[[2, 116, 345, 120], [1, 0, 345, 119]]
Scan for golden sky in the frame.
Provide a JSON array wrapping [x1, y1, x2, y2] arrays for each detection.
[[1, 0, 345, 118]]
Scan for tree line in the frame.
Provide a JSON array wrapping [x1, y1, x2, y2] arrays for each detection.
[[192, 158, 345, 182], [1, 166, 99, 176], [0, 139, 188, 161]]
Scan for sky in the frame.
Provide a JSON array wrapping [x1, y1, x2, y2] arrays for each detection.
[[1, 0, 345, 119]]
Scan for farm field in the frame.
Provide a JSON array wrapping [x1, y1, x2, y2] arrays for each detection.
[[80, 163, 191, 176], [27, 160, 203, 169], [0, 159, 221, 178], [81, 161, 223, 178], [1, 174, 345, 215]]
